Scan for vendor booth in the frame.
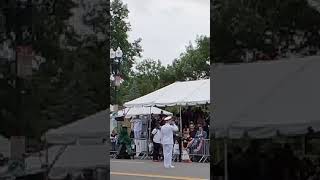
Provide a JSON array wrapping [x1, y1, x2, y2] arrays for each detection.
[[110, 107, 172, 131], [124, 79, 210, 131], [110, 107, 173, 133], [123, 79, 210, 159], [110, 107, 173, 157]]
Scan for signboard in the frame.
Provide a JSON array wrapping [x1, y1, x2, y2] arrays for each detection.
[[17, 46, 34, 78]]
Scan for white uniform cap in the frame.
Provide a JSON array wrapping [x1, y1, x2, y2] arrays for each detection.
[[164, 116, 172, 121]]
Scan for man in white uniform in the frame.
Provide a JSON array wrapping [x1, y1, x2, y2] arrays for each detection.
[[160, 116, 179, 168]]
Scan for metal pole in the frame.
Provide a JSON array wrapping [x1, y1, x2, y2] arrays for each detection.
[[114, 57, 117, 105], [45, 136, 49, 180], [179, 106, 183, 162], [15, 47, 20, 134], [149, 106, 152, 141], [14, 3, 21, 135], [179, 106, 182, 134], [147, 106, 152, 156], [302, 135, 306, 156], [224, 131, 229, 180]]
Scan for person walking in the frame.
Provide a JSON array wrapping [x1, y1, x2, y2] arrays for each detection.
[[151, 123, 162, 161], [160, 116, 178, 168]]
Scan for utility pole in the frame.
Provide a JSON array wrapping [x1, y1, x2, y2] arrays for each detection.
[[0, 0, 33, 176], [110, 47, 124, 131]]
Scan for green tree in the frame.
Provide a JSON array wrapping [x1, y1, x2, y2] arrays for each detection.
[[118, 35, 210, 104], [126, 79, 141, 101], [0, 0, 79, 138], [174, 36, 210, 80], [110, 0, 142, 104], [212, 0, 320, 63], [119, 59, 164, 103], [110, 0, 142, 76], [0, 0, 110, 138]]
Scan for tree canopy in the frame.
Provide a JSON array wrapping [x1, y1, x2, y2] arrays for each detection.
[[0, 0, 209, 139], [110, 0, 142, 104], [118, 35, 210, 104], [212, 0, 320, 63], [0, 0, 109, 138]]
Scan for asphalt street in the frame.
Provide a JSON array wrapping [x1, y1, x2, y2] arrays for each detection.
[[110, 159, 210, 180]]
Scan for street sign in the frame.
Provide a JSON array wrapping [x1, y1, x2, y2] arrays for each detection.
[[16, 46, 33, 78]]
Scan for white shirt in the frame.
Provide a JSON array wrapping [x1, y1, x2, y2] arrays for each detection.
[[152, 128, 161, 143], [131, 118, 142, 132], [160, 123, 178, 145]]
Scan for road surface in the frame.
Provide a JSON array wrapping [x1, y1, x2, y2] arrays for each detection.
[[110, 159, 210, 180]]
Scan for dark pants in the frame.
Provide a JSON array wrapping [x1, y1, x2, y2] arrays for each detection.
[[153, 142, 161, 160], [116, 143, 131, 159], [177, 137, 182, 162], [111, 142, 116, 151]]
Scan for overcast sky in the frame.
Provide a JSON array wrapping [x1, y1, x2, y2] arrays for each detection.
[[122, 0, 210, 65]]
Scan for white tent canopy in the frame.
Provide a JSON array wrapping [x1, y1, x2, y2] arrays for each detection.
[[25, 145, 107, 179], [110, 107, 172, 133], [25, 145, 65, 171], [213, 56, 320, 139], [46, 110, 108, 144], [113, 106, 172, 118], [124, 79, 210, 107], [48, 145, 107, 179]]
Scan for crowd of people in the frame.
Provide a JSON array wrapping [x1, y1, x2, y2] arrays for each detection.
[[213, 140, 320, 180], [110, 106, 210, 163], [150, 106, 210, 163]]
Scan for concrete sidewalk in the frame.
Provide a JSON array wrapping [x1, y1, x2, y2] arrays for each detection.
[[110, 159, 210, 180]]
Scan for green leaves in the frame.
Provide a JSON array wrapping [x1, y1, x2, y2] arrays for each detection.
[[110, 0, 142, 104], [173, 35, 210, 80], [213, 0, 320, 63], [118, 35, 210, 104], [1, 0, 110, 138], [110, 0, 142, 71]]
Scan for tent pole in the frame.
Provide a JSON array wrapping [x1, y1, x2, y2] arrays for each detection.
[[148, 106, 152, 156], [179, 106, 182, 134], [224, 130, 229, 180], [302, 135, 306, 156], [179, 106, 183, 162], [149, 106, 152, 141], [45, 135, 49, 180]]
